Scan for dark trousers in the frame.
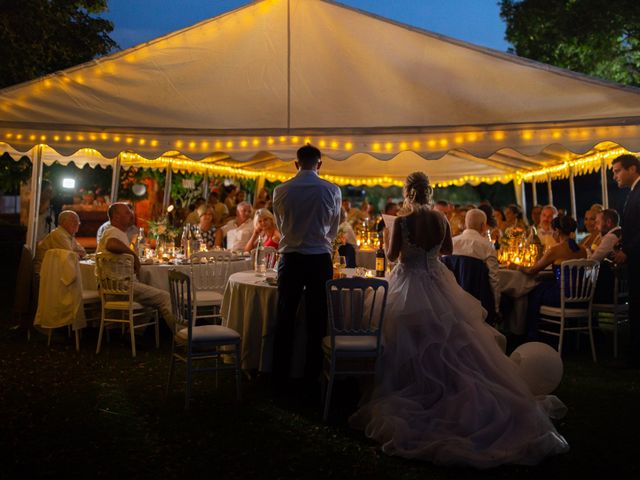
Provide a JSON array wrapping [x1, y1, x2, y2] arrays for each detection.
[[628, 256, 640, 364], [273, 252, 332, 383]]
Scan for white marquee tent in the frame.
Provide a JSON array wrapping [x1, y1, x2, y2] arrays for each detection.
[[1, 0, 640, 249]]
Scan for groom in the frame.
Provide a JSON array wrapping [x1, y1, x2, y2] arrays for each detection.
[[272, 144, 342, 388], [612, 154, 640, 366]]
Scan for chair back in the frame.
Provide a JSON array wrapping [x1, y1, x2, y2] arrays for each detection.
[[559, 259, 599, 306], [614, 263, 629, 301], [441, 254, 496, 323], [325, 277, 388, 353], [96, 252, 135, 302], [190, 251, 232, 292], [168, 269, 193, 337]]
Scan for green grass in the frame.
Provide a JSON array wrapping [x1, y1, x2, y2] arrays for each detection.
[[0, 324, 638, 479]]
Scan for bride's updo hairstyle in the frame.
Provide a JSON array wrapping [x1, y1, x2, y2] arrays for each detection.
[[403, 171, 433, 209]]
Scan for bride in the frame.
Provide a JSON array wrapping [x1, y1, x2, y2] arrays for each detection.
[[349, 172, 569, 468]]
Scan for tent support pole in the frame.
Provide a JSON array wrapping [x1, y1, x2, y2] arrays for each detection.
[[600, 159, 609, 208], [514, 179, 526, 216], [26, 144, 44, 254], [531, 180, 538, 206], [254, 175, 266, 206], [110, 154, 122, 203], [546, 176, 553, 206], [163, 164, 173, 210], [202, 173, 209, 201], [569, 167, 577, 220]]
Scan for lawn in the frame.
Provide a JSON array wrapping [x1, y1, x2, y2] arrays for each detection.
[[0, 321, 638, 479]]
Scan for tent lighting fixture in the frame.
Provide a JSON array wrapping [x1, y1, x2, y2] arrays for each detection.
[[62, 178, 75, 189]]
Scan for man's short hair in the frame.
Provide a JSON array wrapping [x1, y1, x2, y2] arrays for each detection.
[[612, 154, 640, 171], [107, 202, 128, 220], [465, 208, 487, 231], [297, 144, 321, 168], [542, 204, 558, 216], [58, 210, 79, 225], [600, 208, 620, 226]]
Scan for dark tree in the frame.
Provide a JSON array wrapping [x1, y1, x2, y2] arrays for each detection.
[[500, 0, 640, 87], [0, 0, 117, 89]]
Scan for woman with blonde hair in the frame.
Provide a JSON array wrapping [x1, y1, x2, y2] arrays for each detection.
[[244, 208, 280, 252], [196, 205, 217, 249], [351, 171, 568, 468], [579, 204, 603, 251]]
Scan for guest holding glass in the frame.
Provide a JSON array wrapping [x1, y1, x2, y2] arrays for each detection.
[[520, 216, 586, 340], [244, 208, 280, 252], [196, 205, 217, 249]]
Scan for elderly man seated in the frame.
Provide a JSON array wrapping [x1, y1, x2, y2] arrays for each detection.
[[34, 210, 86, 276], [451, 208, 501, 321], [537, 205, 558, 251], [97, 203, 174, 328], [214, 201, 254, 251], [591, 209, 622, 304]]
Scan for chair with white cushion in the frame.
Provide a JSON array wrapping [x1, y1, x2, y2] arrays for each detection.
[[95, 252, 160, 358], [538, 259, 600, 362], [322, 277, 388, 421], [189, 251, 232, 324], [167, 269, 241, 409], [592, 264, 629, 358]]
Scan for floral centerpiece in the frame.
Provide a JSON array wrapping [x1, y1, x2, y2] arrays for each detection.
[[147, 216, 180, 241]]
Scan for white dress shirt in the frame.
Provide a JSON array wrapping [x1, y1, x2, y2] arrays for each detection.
[[590, 226, 621, 262], [97, 225, 131, 254], [273, 169, 342, 255], [222, 218, 254, 251], [537, 225, 557, 251], [452, 229, 501, 312]]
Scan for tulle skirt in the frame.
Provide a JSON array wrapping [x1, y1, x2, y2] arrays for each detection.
[[349, 260, 569, 468]]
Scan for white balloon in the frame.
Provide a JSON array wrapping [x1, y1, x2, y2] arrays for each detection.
[[510, 342, 563, 396]]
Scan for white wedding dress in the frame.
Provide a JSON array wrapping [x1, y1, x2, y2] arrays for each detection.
[[350, 213, 569, 468]]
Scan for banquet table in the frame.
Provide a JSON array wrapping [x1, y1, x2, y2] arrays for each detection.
[[220, 271, 307, 375], [497, 268, 552, 335], [80, 257, 252, 292]]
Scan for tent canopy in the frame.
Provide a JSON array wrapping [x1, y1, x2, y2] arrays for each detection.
[[1, 0, 640, 185]]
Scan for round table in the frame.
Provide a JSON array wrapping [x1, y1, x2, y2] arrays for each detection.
[[220, 271, 306, 375], [497, 268, 552, 335]]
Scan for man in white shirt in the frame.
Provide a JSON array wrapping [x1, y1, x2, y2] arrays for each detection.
[[591, 209, 621, 262], [537, 205, 558, 251], [214, 201, 254, 251], [34, 210, 86, 275], [97, 203, 174, 328], [272, 145, 342, 387], [452, 209, 501, 320]]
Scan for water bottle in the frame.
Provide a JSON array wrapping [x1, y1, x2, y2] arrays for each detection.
[[136, 227, 146, 258], [254, 235, 266, 275]]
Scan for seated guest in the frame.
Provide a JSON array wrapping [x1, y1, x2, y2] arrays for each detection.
[[530, 205, 543, 229], [376, 201, 400, 232], [591, 209, 622, 303], [97, 203, 174, 328], [337, 208, 357, 267], [590, 209, 621, 262], [184, 197, 206, 226], [433, 200, 449, 216], [34, 210, 86, 275], [504, 204, 527, 229], [521, 216, 586, 340], [580, 205, 603, 252], [478, 203, 500, 247], [196, 205, 216, 249], [244, 208, 281, 252], [96, 203, 137, 245], [207, 191, 229, 228], [537, 205, 558, 251], [215, 201, 254, 251], [451, 209, 501, 321]]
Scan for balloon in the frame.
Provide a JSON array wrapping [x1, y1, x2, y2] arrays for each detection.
[[510, 342, 563, 396]]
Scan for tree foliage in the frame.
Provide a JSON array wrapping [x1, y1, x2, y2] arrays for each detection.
[[0, 0, 117, 89], [500, 0, 640, 87]]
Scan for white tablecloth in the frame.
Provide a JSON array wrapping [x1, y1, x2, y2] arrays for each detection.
[[220, 271, 306, 374], [497, 269, 550, 335], [80, 258, 252, 292]]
